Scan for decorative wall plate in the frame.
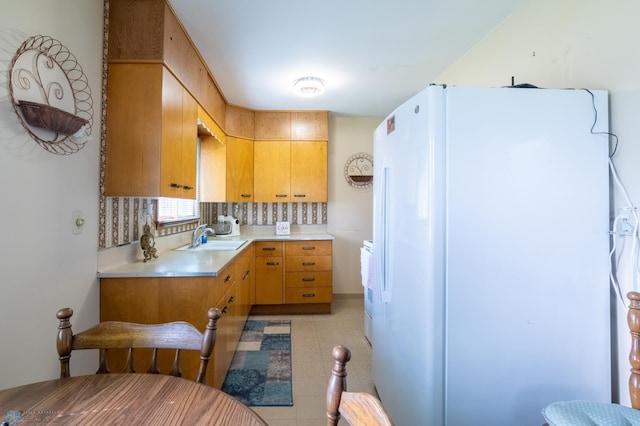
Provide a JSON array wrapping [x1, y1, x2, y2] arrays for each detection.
[[9, 35, 93, 155], [344, 152, 373, 189]]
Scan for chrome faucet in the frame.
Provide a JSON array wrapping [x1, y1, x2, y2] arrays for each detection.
[[192, 224, 214, 247]]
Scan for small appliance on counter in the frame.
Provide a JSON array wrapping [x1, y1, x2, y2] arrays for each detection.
[[216, 215, 240, 237]]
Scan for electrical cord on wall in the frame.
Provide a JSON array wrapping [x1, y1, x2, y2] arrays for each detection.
[[608, 157, 640, 307], [583, 88, 638, 309]]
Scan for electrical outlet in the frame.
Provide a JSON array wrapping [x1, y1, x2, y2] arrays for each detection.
[[73, 210, 84, 235], [620, 218, 635, 236], [617, 208, 636, 236]]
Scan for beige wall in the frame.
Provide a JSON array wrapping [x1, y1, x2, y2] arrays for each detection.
[[0, 0, 103, 387], [435, 0, 640, 405], [328, 115, 381, 294]]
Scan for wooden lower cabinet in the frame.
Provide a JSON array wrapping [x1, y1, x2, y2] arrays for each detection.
[[253, 239, 333, 314], [99, 240, 332, 385], [254, 241, 284, 304], [99, 244, 254, 388]]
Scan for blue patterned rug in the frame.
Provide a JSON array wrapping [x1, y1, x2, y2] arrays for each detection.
[[221, 319, 293, 406]]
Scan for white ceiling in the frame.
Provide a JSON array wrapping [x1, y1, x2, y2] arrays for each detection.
[[168, 0, 526, 117]]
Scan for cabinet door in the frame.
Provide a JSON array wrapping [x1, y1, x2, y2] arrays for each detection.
[[160, 69, 197, 199], [291, 111, 328, 140], [254, 140, 290, 202], [160, 63, 183, 198], [255, 242, 284, 305], [105, 64, 163, 197], [255, 257, 283, 304], [180, 90, 198, 198], [291, 141, 327, 201], [226, 136, 254, 202], [255, 111, 290, 139]]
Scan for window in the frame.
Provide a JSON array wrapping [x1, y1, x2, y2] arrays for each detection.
[[157, 197, 199, 223]]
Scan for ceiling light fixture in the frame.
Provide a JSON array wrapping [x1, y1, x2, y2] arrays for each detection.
[[293, 76, 325, 97]]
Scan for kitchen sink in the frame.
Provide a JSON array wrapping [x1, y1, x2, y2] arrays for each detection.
[[175, 240, 248, 251]]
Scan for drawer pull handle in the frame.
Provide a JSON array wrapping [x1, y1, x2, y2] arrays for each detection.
[[302, 277, 315, 282], [266, 262, 280, 266], [170, 182, 182, 188], [242, 270, 250, 280], [275, 194, 288, 198], [241, 194, 251, 198], [302, 262, 316, 266], [228, 296, 235, 303], [294, 194, 306, 198], [302, 246, 316, 250], [222, 306, 229, 314], [262, 247, 276, 251], [224, 274, 232, 283], [183, 185, 193, 191], [302, 293, 316, 298]]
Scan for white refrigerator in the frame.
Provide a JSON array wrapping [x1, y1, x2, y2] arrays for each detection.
[[372, 85, 611, 426]]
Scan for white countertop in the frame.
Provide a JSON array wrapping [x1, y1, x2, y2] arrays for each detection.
[[98, 233, 334, 278]]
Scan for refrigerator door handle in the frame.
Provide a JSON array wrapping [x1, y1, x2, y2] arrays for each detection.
[[375, 164, 392, 303]]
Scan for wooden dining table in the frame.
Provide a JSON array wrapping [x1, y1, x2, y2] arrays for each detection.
[[0, 373, 268, 425]]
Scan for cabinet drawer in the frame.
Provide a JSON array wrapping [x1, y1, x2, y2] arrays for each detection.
[[255, 241, 284, 256], [285, 287, 332, 304], [255, 257, 283, 270], [285, 271, 332, 288], [286, 240, 331, 256], [285, 255, 331, 271]]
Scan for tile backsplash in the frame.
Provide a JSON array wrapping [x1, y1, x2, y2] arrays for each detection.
[[99, 198, 328, 249]]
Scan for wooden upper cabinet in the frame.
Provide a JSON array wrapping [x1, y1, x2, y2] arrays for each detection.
[[105, 64, 197, 198], [179, 89, 198, 197], [291, 141, 327, 201], [226, 137, 254, 202], [255, 111, 291, 140], [226, 105, 255, 139], [291, 111, 329, 140], [254, 140, 291, 202], [108, 0, 226, 127], [107, 0, 166, 61], [251, 112, 329, 202]]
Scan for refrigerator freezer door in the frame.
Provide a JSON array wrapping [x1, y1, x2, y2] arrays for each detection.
[[372, 85, 447, 426]]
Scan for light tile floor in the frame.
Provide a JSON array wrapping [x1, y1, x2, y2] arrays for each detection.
[[250, 294, 374, 426]]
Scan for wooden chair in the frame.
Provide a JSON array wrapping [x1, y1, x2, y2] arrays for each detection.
[[541, 291, 640, 425], [327, 345, 394, 426], [56, 307, 221, 384]]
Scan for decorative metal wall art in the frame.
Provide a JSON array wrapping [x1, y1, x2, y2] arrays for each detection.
[[9, 35, 93, 155], [344, 152, 373, 189]]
